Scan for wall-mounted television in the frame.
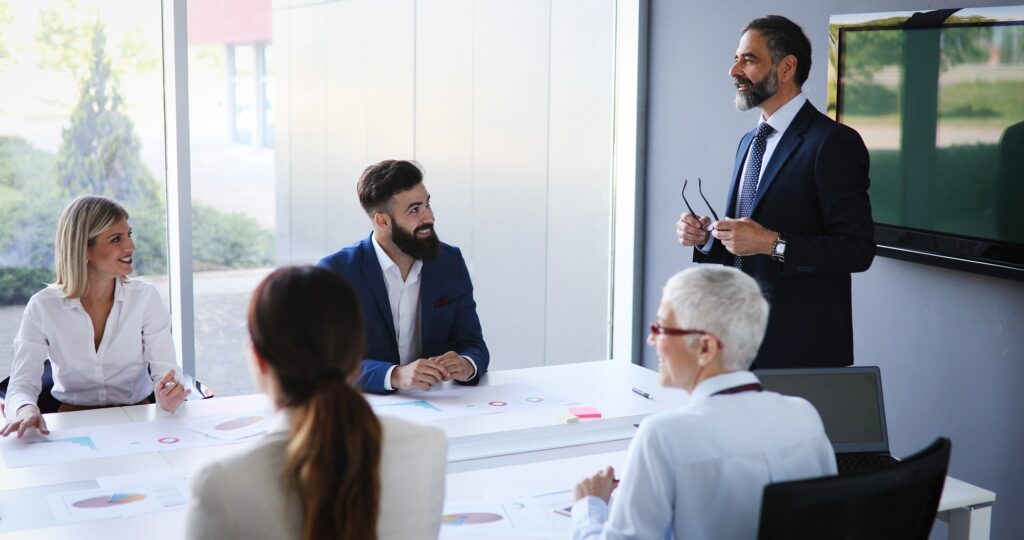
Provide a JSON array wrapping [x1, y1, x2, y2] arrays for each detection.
[[828, 6, 1024, 281]]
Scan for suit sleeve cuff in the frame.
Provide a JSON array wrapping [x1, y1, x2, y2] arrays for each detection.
[[571, 496, 609, 539], [460, 356, 478, 381], [383, 366, 396, 392]]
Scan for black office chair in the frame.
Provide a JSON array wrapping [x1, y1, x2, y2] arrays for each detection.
[[1, 361, 213, 415], [0, 360, 62, 414], [757, 437, 952, 540]]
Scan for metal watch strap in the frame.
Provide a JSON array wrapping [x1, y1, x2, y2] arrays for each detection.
[[771, 234, 786, 262]]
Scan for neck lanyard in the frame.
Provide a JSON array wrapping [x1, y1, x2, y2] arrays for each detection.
[[710, 382, 763, 397]]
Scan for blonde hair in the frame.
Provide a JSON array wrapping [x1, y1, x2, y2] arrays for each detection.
[[53, 195, 130, 298]]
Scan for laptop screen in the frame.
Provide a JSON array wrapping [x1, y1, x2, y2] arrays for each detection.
[[755, 367, 889, 454]]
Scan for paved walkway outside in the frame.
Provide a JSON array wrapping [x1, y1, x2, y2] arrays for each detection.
[[0, 269, 268, 399]]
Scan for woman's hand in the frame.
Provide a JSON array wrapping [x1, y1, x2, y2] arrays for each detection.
[[1, 404, 49, 439], [155, 370, 190, 412], [574, 466, 619, 503]]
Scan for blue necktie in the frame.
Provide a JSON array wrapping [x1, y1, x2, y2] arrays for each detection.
[[733, 122, 775, 268]]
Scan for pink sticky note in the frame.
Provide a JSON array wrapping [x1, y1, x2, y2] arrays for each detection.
[[570, 407, 602, 419]]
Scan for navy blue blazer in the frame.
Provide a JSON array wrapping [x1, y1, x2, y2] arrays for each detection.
[[696, 100, 876, 368], [318, 234, 489, 393]]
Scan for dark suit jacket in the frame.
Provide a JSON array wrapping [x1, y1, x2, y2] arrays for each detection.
[[696, 100, 876, 368], [318, 235, 489, 393]]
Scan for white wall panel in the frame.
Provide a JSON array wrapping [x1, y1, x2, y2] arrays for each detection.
[[324, 0, 373, 251], [471, 0, 551, 367], [274, 0, 615, 370], [367, 0, 416, 162], [414, 0, 475, 258], [545, 0, 615, 364], [287, 4, 327, 263]]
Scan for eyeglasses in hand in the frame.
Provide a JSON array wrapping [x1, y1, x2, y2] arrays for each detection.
[[681, 178, 720, 232]]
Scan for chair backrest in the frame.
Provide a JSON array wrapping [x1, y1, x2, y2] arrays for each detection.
[[757, 437, 952, 540], [0, 360, 62, 414]]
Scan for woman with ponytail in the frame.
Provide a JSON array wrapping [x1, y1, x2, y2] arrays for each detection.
[[186, 266, 447, 540]]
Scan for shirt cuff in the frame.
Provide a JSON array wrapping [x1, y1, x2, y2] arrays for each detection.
[[571, 496, 609, 540], [5, 400, 39, 422], [383, 365, 397, 392], [697, 234, 714, 254], [460, 356, 478, 381]]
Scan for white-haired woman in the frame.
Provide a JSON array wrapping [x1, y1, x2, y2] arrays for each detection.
[[1, 195, 188, 439], [571, 266, 837, 539]]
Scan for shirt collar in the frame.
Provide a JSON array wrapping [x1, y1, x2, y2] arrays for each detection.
[[61, 278, 126, 311], [370, 232, 423, 282], [759, 92, 806, 137], [113, 278, 126, 304], [268, 408, 293, 435], [371, 232, 398, 274], [689, 371, 760, 402]]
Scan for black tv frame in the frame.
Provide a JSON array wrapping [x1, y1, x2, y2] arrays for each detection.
[[828, 7, 1024, 282]]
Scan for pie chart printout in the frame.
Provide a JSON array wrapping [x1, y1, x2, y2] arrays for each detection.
[[442, 512, 504, 526], [72, 493, 148, 509], [214, 415, 264, 431]]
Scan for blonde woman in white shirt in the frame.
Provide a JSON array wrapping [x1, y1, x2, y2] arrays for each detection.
[[1, 195, 188, 438], [186, 266, 447, 540]]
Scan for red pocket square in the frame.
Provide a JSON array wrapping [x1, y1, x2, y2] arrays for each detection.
[[435, 297, 454, 307]]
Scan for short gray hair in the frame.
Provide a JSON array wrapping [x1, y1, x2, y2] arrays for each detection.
[[662, 266, 769, 371]]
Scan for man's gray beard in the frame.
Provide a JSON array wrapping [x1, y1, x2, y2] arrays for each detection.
[[734, 66, 778, 111]]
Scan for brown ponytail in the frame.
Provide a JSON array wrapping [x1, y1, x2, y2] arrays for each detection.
[[248, 266, 381, 540]]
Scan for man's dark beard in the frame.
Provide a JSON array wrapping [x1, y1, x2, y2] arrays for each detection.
[[391, 221, 441, 261], [734, 66, 778, 111]]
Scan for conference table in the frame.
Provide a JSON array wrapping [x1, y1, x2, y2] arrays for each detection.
[[0, 361, 995, 539]]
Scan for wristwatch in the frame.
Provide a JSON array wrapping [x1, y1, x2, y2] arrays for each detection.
[[770, 234, 786, 262]]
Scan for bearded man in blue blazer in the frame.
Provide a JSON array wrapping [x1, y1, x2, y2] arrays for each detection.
[[318, 160, 489, 393], [677, 15, 875, 369]]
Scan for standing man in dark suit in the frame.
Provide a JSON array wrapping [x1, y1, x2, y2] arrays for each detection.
[[319, 160, 489, 393], [676, 15, 875, 369]]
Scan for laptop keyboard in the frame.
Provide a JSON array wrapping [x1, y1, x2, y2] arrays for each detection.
[[837, 454, 899, 474]]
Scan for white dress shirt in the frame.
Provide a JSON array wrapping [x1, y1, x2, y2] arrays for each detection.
[[572, 371, 837, 540], [186, 409, 448, 540], [372, 234, 475, 391], [4, 279, 178, 419]]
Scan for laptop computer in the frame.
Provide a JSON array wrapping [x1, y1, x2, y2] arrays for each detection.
[[754, 366, 899, 474]]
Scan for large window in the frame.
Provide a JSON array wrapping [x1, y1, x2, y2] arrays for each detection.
[[187, 0, 275, 396], [0, 0, 168, 379]]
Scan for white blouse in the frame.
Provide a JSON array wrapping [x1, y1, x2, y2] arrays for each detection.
[[4, 278, 178, 419]]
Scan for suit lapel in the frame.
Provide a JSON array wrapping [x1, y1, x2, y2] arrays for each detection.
[[727, 131, 755, 217], [750, 101, 815, 214], [419, 259, 439, 350], [358, 237, 398, 343]]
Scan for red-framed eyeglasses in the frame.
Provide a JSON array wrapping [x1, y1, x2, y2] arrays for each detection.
[[649, 322, 724, 349]]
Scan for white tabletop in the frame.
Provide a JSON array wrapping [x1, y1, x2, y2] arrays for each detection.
[[0, 361, 996, 539]]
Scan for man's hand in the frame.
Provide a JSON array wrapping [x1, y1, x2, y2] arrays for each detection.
[[391, 358, 449, 390], [155, 370, 191, 412], [574, 466, 619, 503], [712, 217, 778, 256], [430, 351, 475, 382], [676, 212, 712, 247], [1, 404, 49, 439]]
